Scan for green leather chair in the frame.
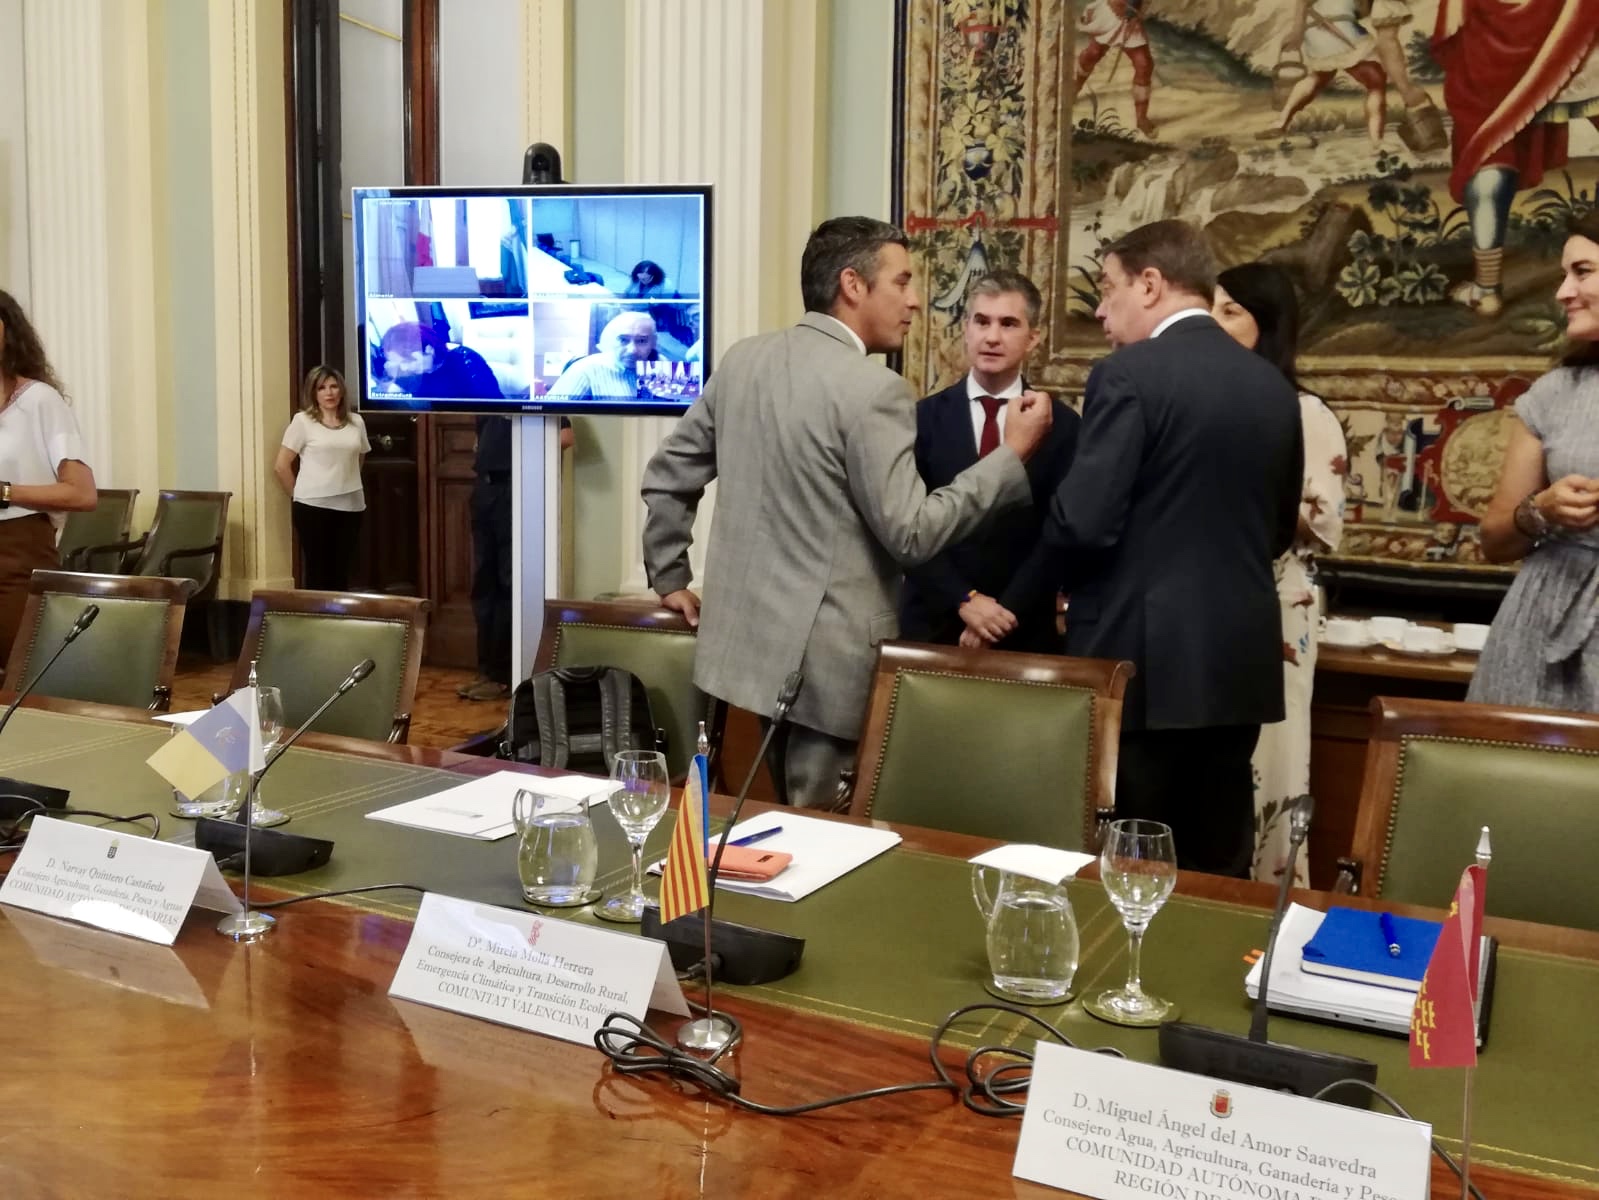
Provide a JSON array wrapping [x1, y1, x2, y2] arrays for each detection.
[[1348, 696, 1599, 931], [848, 642, 1134, 849], [1, 571, 194, 710], [84, 489, 232, 658], [58, 489, 139, 573], [533, 600, 723, 785], [225, 590, 430, 743]]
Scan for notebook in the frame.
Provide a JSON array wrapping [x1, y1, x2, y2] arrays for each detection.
[[1300, 907, 1442, 992]]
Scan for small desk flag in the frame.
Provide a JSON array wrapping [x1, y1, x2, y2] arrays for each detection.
[[1409, 862, 1486, 1069], [659, 753, 711, 925], [146, 689, 265, 800]]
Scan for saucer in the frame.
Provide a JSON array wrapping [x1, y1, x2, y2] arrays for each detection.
[[1320, 633, 1375, 649], [1378, 638, 1457, 658]]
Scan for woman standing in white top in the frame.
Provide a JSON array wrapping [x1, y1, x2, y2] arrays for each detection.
[[0, 290, 97, 655], [274, 366, 370, 592]]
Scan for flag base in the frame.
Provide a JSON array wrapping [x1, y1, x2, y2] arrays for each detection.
[[676, 1013, 739, 1054], [217, 910, 277, 942]]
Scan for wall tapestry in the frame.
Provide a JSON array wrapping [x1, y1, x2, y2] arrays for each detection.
[[894, 0, 1599, 575]]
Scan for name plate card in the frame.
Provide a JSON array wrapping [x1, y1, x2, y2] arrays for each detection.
[[1015, 1043, 1431, 1200], [0, 816, 241, 946], [389, 893, 688, 1047]]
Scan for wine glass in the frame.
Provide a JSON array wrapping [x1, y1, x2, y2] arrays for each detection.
[[595, 750, 671, 923], [246, 686, 290, 828], [1085, 819, 1178, 1026]]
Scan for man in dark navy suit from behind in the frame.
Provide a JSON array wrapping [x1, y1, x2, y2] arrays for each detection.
[[899, 271, 1079, 653]]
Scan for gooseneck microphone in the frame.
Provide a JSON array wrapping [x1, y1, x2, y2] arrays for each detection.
[[0, 604, 100, 740], [197, 658, 377, 887], [641, 670, 807, 989], [261, 657, 377, 773], [1158, 794, 1380, 1105], [0, 604, 100, 818], [707, 669, 804, 890]]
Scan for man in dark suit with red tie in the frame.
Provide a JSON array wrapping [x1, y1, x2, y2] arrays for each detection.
[[899, 271, 1079, 653]]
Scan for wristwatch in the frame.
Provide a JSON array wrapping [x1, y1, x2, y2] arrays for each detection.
[[0, 481, 10, 509], [1513, 490, 1550, 542]]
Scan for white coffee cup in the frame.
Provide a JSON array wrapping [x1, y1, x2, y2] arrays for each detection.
[[1402, 625, 1446, 653], [1367, 616, 1409, 642], [1453, 623, 1490, 652], [1322, 618, 1367, 646]]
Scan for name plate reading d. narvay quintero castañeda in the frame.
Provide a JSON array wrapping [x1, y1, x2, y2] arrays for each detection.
[[0, 816, 241, 945]]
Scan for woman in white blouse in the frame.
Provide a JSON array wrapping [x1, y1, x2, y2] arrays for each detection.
[[1213, 264, 1347, 886], [0, 290, 96, 654], [274, 366, 370, 591]]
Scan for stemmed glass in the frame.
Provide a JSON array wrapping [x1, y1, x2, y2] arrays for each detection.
[[595, 750, 671, 923], [245, 686, 290, 828], [1085, 819, 1178, 1026]]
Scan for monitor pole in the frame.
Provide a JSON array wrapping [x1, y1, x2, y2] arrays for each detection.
[[510, 142, 567, 683]]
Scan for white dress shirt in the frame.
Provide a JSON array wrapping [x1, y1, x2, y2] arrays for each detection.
[[1150, 307, 1213, 338]]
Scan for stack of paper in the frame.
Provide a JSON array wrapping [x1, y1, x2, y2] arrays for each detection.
[[365, 771, 613, 840], [653, 812, 901, 902]]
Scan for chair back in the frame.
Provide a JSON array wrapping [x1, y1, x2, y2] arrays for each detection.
[[1, 571, 194, 710], [1352, 697, 1599, 931], [133, 491, 231, 596], [534, 600, 722, 783], [230, 590, 430, 743], [850, 642, 1134, 849], [59, 489, 139, 573]]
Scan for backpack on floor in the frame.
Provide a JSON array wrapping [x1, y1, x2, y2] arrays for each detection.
[[499, 665, 665, 774]]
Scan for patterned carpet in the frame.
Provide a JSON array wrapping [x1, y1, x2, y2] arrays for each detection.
[[169, 654, 503, 751]]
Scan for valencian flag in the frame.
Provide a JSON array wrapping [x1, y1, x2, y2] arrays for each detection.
[[659, 753, 711, 925], [146, 689, 266, 800], [1409, 861, 1487, 1069]]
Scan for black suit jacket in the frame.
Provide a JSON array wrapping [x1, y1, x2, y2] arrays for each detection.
[[1001, 315, 1302, 730], [899, 380, 1079, 652]]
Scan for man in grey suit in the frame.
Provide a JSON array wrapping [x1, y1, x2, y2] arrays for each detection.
[[641, 216, 1053, 808]]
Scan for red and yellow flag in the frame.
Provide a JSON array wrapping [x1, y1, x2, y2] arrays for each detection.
[[659, 755, 710, 925], [1409, 863, 1486, 1069]]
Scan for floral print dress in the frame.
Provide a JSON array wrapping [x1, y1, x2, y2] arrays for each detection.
[[1252, 393, 1347, 885]]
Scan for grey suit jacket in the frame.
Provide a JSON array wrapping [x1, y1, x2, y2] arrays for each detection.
[[641, 312, 1031, 739]]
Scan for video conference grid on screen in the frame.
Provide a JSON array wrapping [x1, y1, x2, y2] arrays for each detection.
[[354, 186, 710, 416]]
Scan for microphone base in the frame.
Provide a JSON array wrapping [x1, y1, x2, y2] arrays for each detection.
[[0, 777, 71, 821], [1158, 1022, 1378, 1107], [194, 818, 334, 876], [641, 907, 804, 986]]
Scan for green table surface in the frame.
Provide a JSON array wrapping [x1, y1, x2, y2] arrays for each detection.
[[4, 708, 1596, 1189]]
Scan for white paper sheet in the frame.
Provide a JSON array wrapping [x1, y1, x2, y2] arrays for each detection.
[[651, 811, 901, 902], [966, 844, 1095, 885], [365, 770, 613, 840]]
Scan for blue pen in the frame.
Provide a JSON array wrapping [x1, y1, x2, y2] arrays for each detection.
[[731, 826, 782, 848], [1379, 912, 1401, 958]]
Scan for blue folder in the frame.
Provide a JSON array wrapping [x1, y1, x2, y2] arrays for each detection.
[[1299, 907, 1443, 991]]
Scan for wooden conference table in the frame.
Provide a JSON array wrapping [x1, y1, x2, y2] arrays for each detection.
[[0, 698, 1594, 1200]]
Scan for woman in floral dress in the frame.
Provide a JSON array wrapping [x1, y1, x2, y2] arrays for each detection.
[[1213, 264, 1347, 884]]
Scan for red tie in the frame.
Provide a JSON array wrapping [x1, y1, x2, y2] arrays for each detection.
[[977, 395, 1003, 458]]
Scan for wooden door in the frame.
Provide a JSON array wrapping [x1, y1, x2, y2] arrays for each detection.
[[355, 412, 421, 595], [423, 413, 477, 666]]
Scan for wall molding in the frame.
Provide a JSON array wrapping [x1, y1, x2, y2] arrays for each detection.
[[615, 0, 826, 595]]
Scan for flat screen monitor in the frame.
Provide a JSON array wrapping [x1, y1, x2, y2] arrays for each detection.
[[352, 184, 712, 416]]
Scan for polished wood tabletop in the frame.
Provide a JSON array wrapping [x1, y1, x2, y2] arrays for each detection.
[[2, 698, 1595, 1200]]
